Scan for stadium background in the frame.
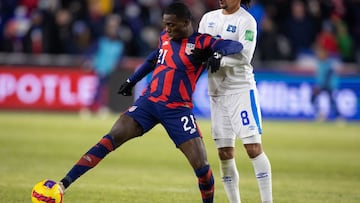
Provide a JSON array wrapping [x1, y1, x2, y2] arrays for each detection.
[[0, 0, 359, 121]]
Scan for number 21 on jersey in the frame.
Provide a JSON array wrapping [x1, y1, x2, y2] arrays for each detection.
[[157, 49, 168, 64]]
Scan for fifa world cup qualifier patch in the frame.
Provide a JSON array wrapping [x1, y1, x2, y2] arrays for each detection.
[[245, 30, 254, 41]]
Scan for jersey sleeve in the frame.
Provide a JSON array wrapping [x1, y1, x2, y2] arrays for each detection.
[[237, 16, 257, 61], [197, 33, 243, 58], [211, 39, 243, 56], [128, 49, 159, 84]]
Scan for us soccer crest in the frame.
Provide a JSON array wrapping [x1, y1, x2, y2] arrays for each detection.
[[185, 43, 195, 55]]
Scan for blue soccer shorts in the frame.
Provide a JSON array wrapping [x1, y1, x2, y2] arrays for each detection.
[[125, 96, 202, 147]]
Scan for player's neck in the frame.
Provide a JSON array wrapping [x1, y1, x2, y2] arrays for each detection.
[[222, 5, 240, 15]]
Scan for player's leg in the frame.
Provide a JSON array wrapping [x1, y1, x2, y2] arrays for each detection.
[[97, 76, 111, 114], [89, 75, 103, 112], [311, 86, 324, 120], [211, 96, 241, 203], [61, 96, 159, 190], [179, 137, 214, 203], [216, 143, 240, 203], [239, 89, 272, 203], [243, 138, 272, 203], [162, 107, 214, 203], [60, 113, 143, 189], [327, 88, 341, 119]]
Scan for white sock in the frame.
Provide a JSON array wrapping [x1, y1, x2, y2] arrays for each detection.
[[220, 159, 241, 203], [251, 152, 273, 203]]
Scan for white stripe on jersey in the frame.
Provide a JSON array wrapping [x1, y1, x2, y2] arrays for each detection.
[[198, 7, 257, 95]]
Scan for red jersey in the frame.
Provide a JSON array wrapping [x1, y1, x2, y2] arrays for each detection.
[[129, 31, 243, 108]]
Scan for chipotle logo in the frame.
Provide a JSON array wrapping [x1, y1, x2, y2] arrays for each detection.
[[0, 67, 97, 110]]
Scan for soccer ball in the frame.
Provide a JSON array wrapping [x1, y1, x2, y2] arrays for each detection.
[[31, 179, 64, 203]]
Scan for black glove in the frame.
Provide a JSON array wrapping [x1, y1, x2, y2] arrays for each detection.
[[191, 48, 213, 64], [118, 79, 134, 96], [206, 51, 223, 73]]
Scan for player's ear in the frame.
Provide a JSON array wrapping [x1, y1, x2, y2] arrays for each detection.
[[183, 19, 190, 27]]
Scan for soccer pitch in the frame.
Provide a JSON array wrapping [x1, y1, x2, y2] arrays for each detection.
[[0, 112, 359, 203]]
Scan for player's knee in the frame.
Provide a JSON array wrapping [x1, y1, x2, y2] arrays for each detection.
[[179, 137, 209, 169], [244, 143, 262, 159], [218, 147, 235, 160], [185, 151, 208, 170]]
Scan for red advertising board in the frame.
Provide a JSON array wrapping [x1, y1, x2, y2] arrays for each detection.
[[0, 66, 97, 111]]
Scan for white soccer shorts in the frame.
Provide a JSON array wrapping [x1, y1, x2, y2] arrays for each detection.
[[210, 89, 263, 148]]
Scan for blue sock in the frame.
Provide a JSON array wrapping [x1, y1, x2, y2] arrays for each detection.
[[60, 134, 115, 188], [195, 165, 214, 203]]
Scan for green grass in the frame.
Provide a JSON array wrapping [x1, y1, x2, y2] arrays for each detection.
[[0, 111, 359, 203]]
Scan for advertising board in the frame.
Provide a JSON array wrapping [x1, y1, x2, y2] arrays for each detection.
[[1, 66, 359, 121], [0, 67, 97, 111], [135, 70, 360, 121]]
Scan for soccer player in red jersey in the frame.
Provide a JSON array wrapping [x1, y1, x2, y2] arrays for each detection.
[[58, 2, 243, 202]]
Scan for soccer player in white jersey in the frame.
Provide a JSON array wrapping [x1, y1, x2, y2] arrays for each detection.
[[198, 0, 273, 202]]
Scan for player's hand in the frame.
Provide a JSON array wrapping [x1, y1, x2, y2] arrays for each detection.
[[118, 79, 134, 96], [191, 48, 213, 63], [207, 51, 223, 73]]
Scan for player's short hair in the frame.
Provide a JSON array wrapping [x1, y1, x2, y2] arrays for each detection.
[[163, 2, 192, 20]]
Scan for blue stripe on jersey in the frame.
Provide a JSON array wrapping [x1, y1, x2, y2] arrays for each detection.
[[139, 31, 242, 108], [250, 89, 262, 134], [169, 40, 194, 99]]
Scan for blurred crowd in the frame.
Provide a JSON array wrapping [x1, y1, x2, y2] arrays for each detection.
[[1, 0, 359, 63]]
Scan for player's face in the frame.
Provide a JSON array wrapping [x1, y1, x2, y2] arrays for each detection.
[[219, 0, 241, 14], [162, 14, 188, 40]]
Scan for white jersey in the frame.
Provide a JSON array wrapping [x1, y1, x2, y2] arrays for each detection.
[[198, 7, 257, 96]]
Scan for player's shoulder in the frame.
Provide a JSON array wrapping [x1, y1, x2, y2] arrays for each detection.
[[202, 9, 222, 19], [193, 31, 215, 41], [229, 7, 256, 34], [238, 7, 257, 26]]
